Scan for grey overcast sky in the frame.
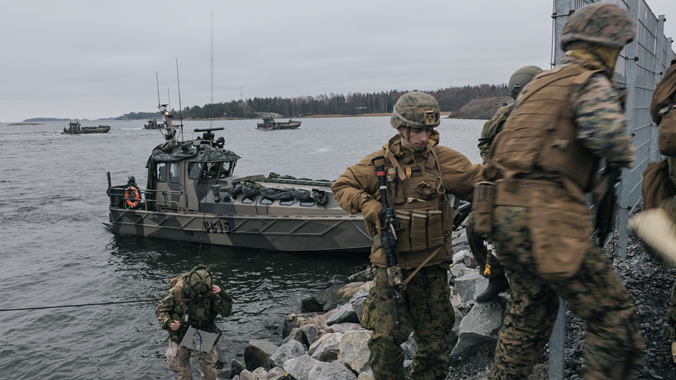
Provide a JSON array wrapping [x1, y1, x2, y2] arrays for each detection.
[[1, 0, 674, 123]]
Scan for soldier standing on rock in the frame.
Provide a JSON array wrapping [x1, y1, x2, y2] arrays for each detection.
[[156, 265, 233, 380], [465, 65, 542, 303], [331, 92, 484, 380], [483, 3, 644, 379]]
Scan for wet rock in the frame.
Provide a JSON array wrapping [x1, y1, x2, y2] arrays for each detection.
[[270, 339, 306, 367], [458, 297, 506, 338], [299, 324, 319, 346], [308, 361, 357, 380], [327, 303, 360, 325], [283, 355, 357, 380], [238, 367, 268, 380], [449, 263, 468, 285], [231, 358, 245, 379], [301, 297, 324, 313], [244, 339, 279, 371], [454, 270, 489, 302], [308, 332, 343, 362], [338, 329, 372, 374], [452, 249, 477, 269], [283, 313, 320, 338]]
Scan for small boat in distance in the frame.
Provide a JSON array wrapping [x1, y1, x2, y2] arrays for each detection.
[[257, 117, 301, 130], [144, 118, 163, 129], [62, 120, 111, 134]]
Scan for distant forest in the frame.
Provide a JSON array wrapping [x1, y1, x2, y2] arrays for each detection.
[[118, 83, 508, 120]]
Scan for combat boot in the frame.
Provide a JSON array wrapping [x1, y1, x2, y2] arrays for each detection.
[[628, 209, 676, 266], [476, 273, 509, 303]]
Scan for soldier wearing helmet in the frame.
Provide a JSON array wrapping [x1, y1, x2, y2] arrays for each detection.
[[467, 65, 543, 304], [484, 3, 644, 379], [331, 91, 483, 380], [155, 265, 233, 380]]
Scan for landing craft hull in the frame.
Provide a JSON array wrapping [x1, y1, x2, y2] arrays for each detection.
[[107, 207, 372, 252]]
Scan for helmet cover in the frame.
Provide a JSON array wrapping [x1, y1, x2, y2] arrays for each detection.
[[390, 92, 440, 129]]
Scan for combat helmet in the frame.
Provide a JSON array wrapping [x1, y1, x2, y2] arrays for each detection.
[[508, 66, 543, 99], [560, 3, 636, 51], [184, 264, 213, 298], [390, 92, 440, 129]]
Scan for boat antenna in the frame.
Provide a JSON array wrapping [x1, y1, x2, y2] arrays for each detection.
[[155, 72, 168, 139], [167, 87, 171, 111], [176, 57, 184, 142], [210, 12, 215, 129], [155, 72, 161, 108]]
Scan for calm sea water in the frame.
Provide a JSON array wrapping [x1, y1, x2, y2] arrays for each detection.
[[0, 116, 484, 380]]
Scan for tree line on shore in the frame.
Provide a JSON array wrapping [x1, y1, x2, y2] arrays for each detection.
[[118, 83, 507, 120]]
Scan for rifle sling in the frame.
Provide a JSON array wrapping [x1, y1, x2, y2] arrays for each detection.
[[401, 246, 443, 289]]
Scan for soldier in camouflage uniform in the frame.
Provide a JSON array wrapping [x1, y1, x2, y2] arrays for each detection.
[[156, 265, 233, 380], [331, 92, 484, 380], [484, 4, 644, 379], [467, 65, 542, 303], [630, 57, 676, 363]]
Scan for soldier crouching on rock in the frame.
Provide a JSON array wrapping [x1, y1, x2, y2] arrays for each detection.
[[156, 265, 233, 380], [331, 92, 484, 380], [484, 3, 644, 379]]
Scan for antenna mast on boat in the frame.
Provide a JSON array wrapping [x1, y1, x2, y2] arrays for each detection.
[[167, 87, 171, 111], [155, 72, 161, 108], [176, 58, 184, 142], [210, 12, 214, 129]]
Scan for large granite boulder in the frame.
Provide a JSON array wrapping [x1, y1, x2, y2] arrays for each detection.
[[244, 339, 279, 370], [338, 329, 372, 375]]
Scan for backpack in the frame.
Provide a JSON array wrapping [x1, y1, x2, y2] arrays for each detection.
[[651, 58, 676, 155], [169, 274, 188, 302], [641, 159, 676, 210]]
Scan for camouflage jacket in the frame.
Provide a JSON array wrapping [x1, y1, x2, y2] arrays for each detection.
[[155, 286, 233, 343], [478, 103, 515, 162], [331, 130, 484, 269]]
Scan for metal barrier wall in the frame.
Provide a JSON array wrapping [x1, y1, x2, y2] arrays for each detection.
[[547, 1, 673, 379]]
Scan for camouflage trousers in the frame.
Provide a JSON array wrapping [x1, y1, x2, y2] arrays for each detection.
[[166, 340, 218, 380], [363, 265, 454, 380], [466, 212, 505, 279], [488, 206, 644, 380]]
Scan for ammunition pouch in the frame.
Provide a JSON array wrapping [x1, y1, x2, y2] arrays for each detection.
[[472, 181, 495, 234], [393, 210, 444, 252]]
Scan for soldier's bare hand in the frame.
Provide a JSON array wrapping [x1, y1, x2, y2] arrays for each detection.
[[170, 321, 181, 331], [211, 285, 221, 294]]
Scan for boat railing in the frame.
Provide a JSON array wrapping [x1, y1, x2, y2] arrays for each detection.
[[108, 184, 186, 212]]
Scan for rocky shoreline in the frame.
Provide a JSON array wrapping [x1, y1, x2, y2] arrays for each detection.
[[218, 217, 676, 380]]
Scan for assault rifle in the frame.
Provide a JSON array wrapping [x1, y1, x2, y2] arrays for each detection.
[[594, 165, 622, 247], [372, 156, 403, 330]]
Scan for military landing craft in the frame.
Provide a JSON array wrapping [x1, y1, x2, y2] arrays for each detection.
[[104, 105, 373, 252]]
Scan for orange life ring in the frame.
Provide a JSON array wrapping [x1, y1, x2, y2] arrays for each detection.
[[125, 186, 141, 208]]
